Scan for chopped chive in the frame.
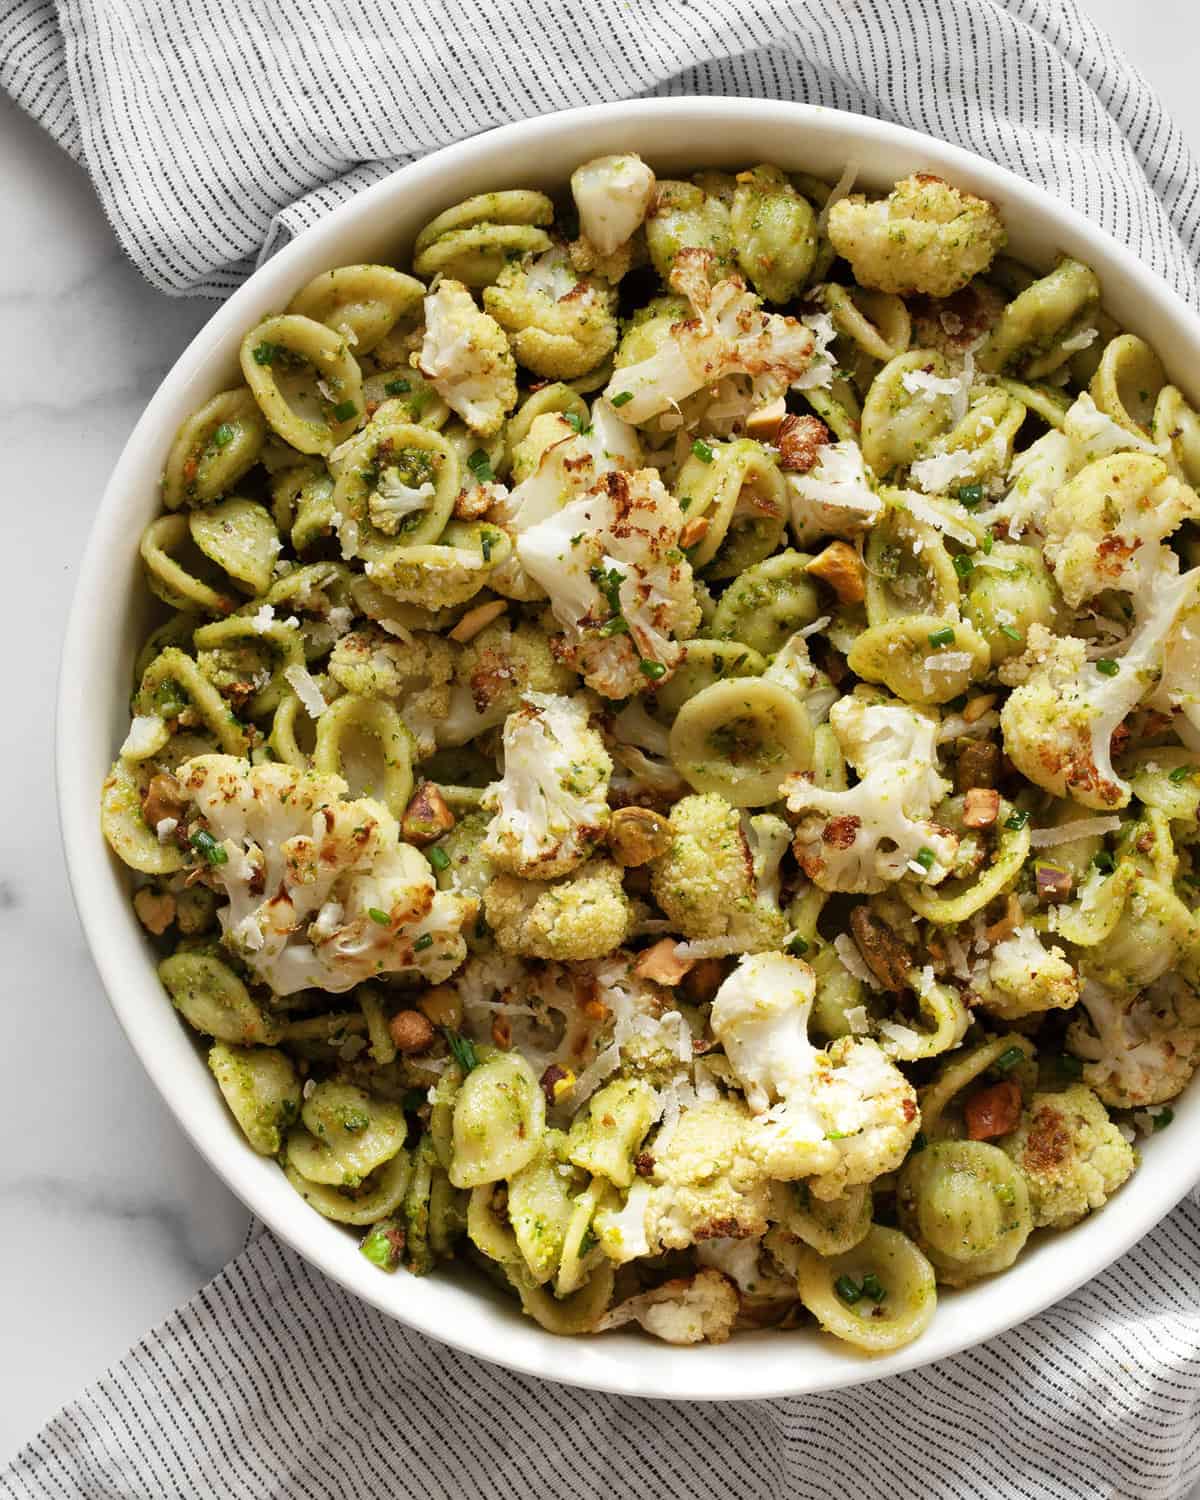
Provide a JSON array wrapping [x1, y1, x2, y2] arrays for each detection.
[[1095, 658, 1119, 677], [1091, 850, 1115, 874], [562, 410, 587, 434], [1005, 809, 1029, 831], [786, 935, 809, 957], [957, 482, 984, 506], [679, 496, 692, 511], [1153, 1107, 1175, 1132], [251, 341, 278, 365], [834, 1275, 862, 1305], [413, 933, 434, 952], [691, 439, 714, 463], [480, 531, 495, 562], [928, 626, 956, 649], [600, 615, 630, 636], [860, 1273, 886, 1303], [212, 422, 235, 449], [189, 829, 228, 866], [1059, 1052, 1083, 1079], [569, 533, 584, 546], [332, 399, 357, 422], [1169, 764, 1194, 784], [953, 554, 975, 578], [367, 907, 391, 927], [610, 390, 634, 408], [639, 660, 667, 680], [443, 1029, 479, 1073], [914, 846, 935, 870], [993, 1045, 1025, 1074], [983, 529, 994, 554], [384, 377, 412, 396], [467, 448, 494, 483], [428, 845, 450, 872], [999, 624, 1023, 643]]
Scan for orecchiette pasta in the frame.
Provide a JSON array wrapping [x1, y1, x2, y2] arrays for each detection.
[[103, 152, 1196, 1353]]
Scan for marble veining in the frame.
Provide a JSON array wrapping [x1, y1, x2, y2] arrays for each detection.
[[0, 0, 1197, 1467]]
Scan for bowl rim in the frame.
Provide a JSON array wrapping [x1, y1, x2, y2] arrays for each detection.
[[57, 93, 1200, 1401]]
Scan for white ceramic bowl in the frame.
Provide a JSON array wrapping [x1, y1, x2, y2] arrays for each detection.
[[58, 97, 1200, 1400]]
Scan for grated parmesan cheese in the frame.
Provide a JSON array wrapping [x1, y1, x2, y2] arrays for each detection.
[[909, 446, 977, 495], [816, 160, 860, 234], [1029, 816, 1121, 848], [897, 489, 978, 546], [833, 933, 880, 989], [283, 664, 327, 719], [250, 603, 276, 634], [155, 817, 178, 843]]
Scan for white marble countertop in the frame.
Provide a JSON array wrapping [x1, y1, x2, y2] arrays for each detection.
[[2, 0, 1198, 1471]]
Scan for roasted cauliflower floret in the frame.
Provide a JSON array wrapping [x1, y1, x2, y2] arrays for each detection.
[[1001, 566, 1200, 810], [483, 247, 619, 379], [783, 690, 957, 893], [642, 1096, 772, 1251], [481, 692, 611, 877], [483, 858, 631, 960], [827, 173, 1005, 297], [178, 755, 473, 995], [1067, 975, 1200, 1108], [1000, 1084, 1135, 1229], [648, 792, 788, 952], [710, 953, 919, 1199], [571, 153, 656, 259], [601, 249, 816, 424], [516, 467, 700, 698], [1042, 453, 1200, 608], [327, 626, 455, 757], [785, 439, 883, 548], [417, 279, 516, 436], [972, 926, 1080, 1022], [595, 1268, 738, 1345], [436, 618, 576, 746]]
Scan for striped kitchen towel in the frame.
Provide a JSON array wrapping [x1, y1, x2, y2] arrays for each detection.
[[5, 0, 1200, 1496]]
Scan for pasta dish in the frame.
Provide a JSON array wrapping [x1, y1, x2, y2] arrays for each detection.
[[100, 154, 1200, 1351]]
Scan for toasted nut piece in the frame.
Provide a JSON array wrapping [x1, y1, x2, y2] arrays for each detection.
[[634, 937, 694, 987], [965, 1079, 1022, 1140], [540, 1064, 576, 1106], [1036, 863, 1072, 904], [962, 692, 998, 724], [418, 984, 463, 1030], [453, 485, 494, 521], [681, 957, 725, 1004], [491, 1014, 513, 1050], [745, 397, 787, 442], [133, 887, 176, 936], [955, 740, 1001, 792], [449, 598, 508, 644], [777, 413, 830, 472], [679, 514, 711, 550], [401, 781, 456, 845], [389, 1009, 436, 1054], [849, 904, 913, 992], [962, 787, 1000, 828], [608, 806, 672, 866], [141, 772, 186, 829], [805, 540, 865, 605], [634, 1151, 656, 1177], [984, 893, 1022, 944], [583, 997, 610, 1022]]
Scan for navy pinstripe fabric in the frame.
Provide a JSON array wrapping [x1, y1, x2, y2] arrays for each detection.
[[3, 1203, 1200, 1499], [1, 0, 1198, 302], [4, 2, 1200, 1493]]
